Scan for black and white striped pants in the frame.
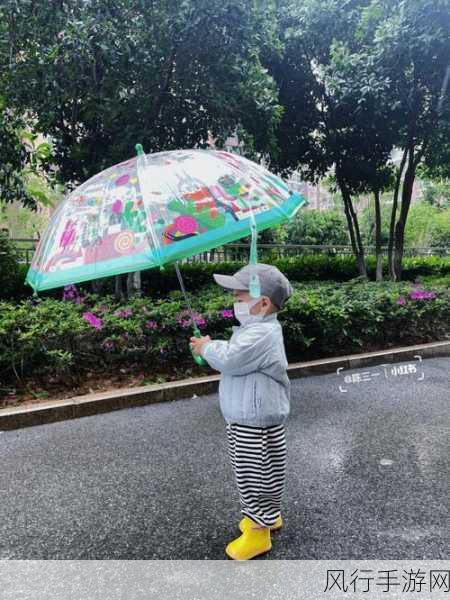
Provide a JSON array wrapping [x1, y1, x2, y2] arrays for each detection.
[[225, 422, 287, 528]]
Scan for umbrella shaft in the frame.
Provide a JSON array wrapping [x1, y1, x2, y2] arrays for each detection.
[[174, 262, 197, 330]]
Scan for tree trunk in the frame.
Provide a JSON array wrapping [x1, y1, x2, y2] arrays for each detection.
[[114, 275, 126, 301], [91, 278, 104, 295], [388, 148, 407, 279], [126, 271, 142, 297], [374, 189, 383, 281], [339, 180, 367, 278], [393, 148, 416, 281], [350, 200, 367, 278]]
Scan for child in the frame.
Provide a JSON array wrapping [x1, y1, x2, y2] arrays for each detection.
[[190, 263, 293, 560]]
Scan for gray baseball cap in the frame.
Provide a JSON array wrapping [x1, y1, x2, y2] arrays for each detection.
[[213, 263, 293, 309]]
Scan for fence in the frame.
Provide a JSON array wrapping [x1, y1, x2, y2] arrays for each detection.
[[7, 238, 449, 266], [182, 243, 450, 263]]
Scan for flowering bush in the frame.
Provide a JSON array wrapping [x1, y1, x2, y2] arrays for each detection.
[[409, 289, 437, 300], [0, 279, 448, 386], [82, 311, 103, 329]]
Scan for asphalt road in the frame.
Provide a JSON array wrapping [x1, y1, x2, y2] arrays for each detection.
[[0, 356, 448, 559]]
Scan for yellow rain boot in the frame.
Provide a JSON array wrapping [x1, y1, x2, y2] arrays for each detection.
[[239, 514, 283, 533], [225, 521, 272, 560]]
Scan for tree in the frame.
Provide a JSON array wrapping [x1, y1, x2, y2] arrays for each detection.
[[4, 0, 283, 185], [267, 0, 450, 280], [3, 0, 284, 297], [0, 107, 35, 209], [0, 12, 41, 210], [265, 0, 397, 278], [420, 118, 450, 209], [286, 209, 349, 245], [352, 0, 450, 279]]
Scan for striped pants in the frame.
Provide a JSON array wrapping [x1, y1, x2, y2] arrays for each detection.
[[225, 422, 287, 528]]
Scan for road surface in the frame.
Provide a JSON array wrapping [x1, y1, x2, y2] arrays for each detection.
[[0, 356, 448, 559]]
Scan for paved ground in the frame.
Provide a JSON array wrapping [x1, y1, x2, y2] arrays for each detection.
[[0, 356, 448, 559]]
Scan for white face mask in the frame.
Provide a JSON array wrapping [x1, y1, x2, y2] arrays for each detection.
[[233, 297, 266, 326]]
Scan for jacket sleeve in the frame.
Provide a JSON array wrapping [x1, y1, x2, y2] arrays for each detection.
[[201, 327, 272, 376]]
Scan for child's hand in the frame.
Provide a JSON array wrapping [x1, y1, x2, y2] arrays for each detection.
[[190, 335, 211, 356]]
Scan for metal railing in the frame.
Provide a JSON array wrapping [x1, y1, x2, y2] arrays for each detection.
[[5, 239, 450, 265], [182, 244, 450, 263], [6, 238, 40, 265]]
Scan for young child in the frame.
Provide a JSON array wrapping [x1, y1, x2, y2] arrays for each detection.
[[190, 263, 293, 560]]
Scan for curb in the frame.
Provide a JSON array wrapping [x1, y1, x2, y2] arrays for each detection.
[[0, 340, 448, 431]]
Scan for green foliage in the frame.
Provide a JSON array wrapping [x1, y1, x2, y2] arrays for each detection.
[[285, 209, 349, 245], [420, 274, 450, 288], [265, 0, 450, 279], [0, 233, 21, 297], [3, 0, 282, 184], [403, 202, 450, 248], [2, 254, 450, 302], [1, 279, 448, 385], [421, 178, 450, 210], [358, 197, 450, 247], [0, 105, 60, 210], [357, 196, 391, 245], [0, 108, 35, 209]]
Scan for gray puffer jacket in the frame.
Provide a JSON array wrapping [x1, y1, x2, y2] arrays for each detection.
[[201, 312, 290, 426]]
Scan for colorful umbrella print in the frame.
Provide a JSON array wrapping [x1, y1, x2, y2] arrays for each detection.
[[26, 149, 307, 292]]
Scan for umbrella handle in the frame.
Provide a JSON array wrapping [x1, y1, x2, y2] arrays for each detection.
[[190, 329, 207, 366]]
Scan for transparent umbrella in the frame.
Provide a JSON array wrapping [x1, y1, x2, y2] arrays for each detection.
[[26, 146, 307, 364]]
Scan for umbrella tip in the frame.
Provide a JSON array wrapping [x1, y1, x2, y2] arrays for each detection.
[[135, 143, 145, 156]]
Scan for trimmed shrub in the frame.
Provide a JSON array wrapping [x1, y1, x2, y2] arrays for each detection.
[[3, 253, 449, 301], [1, 279, 448, 388]]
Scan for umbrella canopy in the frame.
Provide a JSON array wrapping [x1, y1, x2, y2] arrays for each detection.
[[26, 149, 306, 292]]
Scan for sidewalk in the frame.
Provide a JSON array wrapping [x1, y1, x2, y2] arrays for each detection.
[[0, 340, 448, 431]]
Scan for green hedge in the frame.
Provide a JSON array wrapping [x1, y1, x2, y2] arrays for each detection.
[[1, 279, 448, 388], [0, 235, 22, 299], [6, 254, 450, 301]]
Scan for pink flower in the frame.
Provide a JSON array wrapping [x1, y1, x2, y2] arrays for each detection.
[[220, 309, 234, 318], [145, 320, 158, 330], [176, 310, 206, 328], [396, 297, 406, 306], [409, 289, 436, 301], [63, 284, 81, 302], [83, 312, 103, 329]]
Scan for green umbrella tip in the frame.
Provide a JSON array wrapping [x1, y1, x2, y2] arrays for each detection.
[[135, 143, 145, 156]]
